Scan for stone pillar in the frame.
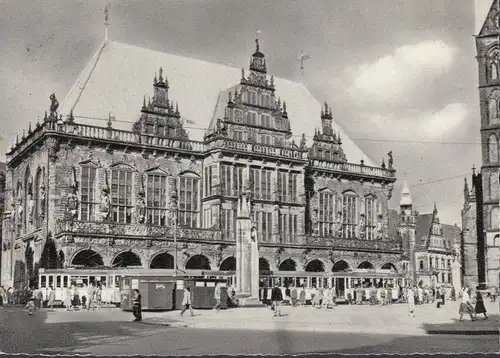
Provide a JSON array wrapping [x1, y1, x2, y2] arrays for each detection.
[[235, 193, 261, 306], [452, 260, 461, 292]]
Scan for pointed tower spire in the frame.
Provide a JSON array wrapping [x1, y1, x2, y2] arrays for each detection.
[[104, 4, 110, 44], [400, 180, 412, 207], [433, 202, 437, 213], [463, 177, 470, 202], [158, 67, 164, 83]]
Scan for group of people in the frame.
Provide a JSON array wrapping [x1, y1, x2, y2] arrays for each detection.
[[62, 283, 103, 311], [0, 286, 35, 305], [457, 286, 488, 321]]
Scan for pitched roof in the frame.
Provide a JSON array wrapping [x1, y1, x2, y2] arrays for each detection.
[[387, 209, 400, 240], [416, 213, 433, 247], [59, 41, 373, 166]]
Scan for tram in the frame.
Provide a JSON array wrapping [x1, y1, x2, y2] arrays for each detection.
[[258, 269, 407, 303], [38, 267, 237, 306]]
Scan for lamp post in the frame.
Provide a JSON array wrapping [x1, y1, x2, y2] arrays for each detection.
[[171, 194, 178, 279]]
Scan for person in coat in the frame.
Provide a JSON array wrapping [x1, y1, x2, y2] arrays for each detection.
[[132, 289, 142, 322], [47, 286, 55, 310], [271, 284, 283, 317], [407, 286, 416, 318], [63, 287, 72, 311], [180, 287, 194, 317], [474, 286, 488, 320], [213, 282, 222, 312], [458, 287, 475, 322]]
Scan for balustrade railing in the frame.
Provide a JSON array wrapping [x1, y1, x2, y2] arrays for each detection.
[[56, 219, 222, 241], [305, 235, 402, 252], [311, 159, 395, 179]]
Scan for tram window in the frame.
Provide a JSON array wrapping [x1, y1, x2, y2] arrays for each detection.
[[48, 276, 54, 288], [56, 276, 62, 288], [41, 276, 47, 288], [122, 278, 130, 290], [311, 277, 318, 288], [63, 276, 68, 288], [284, 277, 294, 287], [115, 276, 120, 288], [323, 278, 328, 288]]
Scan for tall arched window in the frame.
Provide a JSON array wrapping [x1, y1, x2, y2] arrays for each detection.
[[110, 165, 134, 224], [490, 206, 499, 230], [178, 173, 200, 228], [489, 97, 499, 124], [34, 168, 42, 228], [81, 164, 98, 221], [364, 195, 377, 240], [319, 190, 335, 236], [489, 49, 500, 81], [490, 172, 499, 201], [489, 134, 499, 163], [342, 191, 358, 238], [24, 167, 31, 233], [146, 172, 168, 225]]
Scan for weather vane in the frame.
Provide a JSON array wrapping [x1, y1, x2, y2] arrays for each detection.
[[297, 51, 311, 83]]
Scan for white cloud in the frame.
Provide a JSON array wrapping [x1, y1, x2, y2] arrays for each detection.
[[358, 102, 467, 140], [347, 40, 456, 102]]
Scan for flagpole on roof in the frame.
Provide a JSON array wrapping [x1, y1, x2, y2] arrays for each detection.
[[104, 3, 110, 44]]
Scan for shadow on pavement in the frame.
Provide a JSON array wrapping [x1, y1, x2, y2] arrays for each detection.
[[422, 313, 499, 335]]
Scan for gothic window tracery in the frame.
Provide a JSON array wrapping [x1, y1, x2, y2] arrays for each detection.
[[364, 195, 377, 240], [488, 133, 499, 163]]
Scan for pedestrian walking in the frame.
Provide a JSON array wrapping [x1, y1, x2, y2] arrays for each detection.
[[271, 284, 283, 317], [451, 286, 456, 302], [299, 286, 306, 307], [474, 286, 488, 320], [25, 297, 35, 316], [131, 288, 142, 321], [47, 286, 55, 310], [213, 282, 221, 312], [458, 288, 475, 322], [95, 283, 102, 310], [290, 286, 298, 307], [490, 286, 497, 302], [407, 286, 415, 317], [180, 287, 195, 317], [87, 283, 95, 311], [64, 287, 72, 311]]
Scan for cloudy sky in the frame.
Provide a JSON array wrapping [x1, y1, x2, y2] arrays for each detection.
[[0, 0, 480, 225]]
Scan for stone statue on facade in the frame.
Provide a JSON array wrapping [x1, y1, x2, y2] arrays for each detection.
[[311, 208, 319, 235], [39, 184, 46, 219], [10, 199, 16, 232], [17, 191, 23, 227], [358, 214, 365, 239], [136, 194, 146, 224], [387, 151, 393, 169], [49, 93, 59, 118], [27, 192, 34, 224], [99, 172, 111, 220], [336, 212, 342, 237], [66, 185, 79, 219]]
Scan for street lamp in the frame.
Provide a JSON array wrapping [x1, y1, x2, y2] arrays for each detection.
[[170, 193, 179, 279]]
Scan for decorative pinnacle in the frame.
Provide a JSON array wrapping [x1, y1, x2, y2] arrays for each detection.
[[283, 101, 287, 113], [241, 68, 245, 80], [16, 134, 19, 145], [22, 129, 25, 140], [28, 122, 32, 134], [143, 95, 146, 108], [44, 111, 48, 120], [270, 75, 274, 86], [154, 72, 157, 85], [255, 38, 260, 52], [175, 102, 179, 114], [159, 67, 164, 82], [228, 91, 232, 102], [68, 109, 75, 122]]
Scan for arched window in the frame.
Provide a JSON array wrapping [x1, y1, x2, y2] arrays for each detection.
[[490, 206, 499, 230], [319, 190, 335, 236], [364, 195, 377, 240], [489, 49, 500, 81], [34, 169, 42, 228], [110, 165, 134, 224], [146, 171, 168, 225], [178, 173, 200, 228], [81, 164, 98, 221], [490, 172, 499, 201], [489, 97, 499, 124], [489, 134, 499, 163], [342, 191, 358, 238]]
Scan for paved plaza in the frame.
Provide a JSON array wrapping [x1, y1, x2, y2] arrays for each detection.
[[0, 300, 497, 355]]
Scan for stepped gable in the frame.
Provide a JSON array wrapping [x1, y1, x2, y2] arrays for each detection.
[[59, 40, 374, 166]]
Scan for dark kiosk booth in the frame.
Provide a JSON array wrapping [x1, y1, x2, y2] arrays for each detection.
[[120, 275, 228, 311]]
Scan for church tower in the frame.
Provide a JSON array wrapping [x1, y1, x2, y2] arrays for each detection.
[[399, 181, 416, 284], [475, 0, 499, 289]]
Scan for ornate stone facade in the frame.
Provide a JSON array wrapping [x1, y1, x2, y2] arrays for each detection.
[[1, 40, 402, 289]]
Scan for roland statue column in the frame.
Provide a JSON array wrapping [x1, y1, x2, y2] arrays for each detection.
[[235, 187, 261, 305]]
